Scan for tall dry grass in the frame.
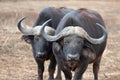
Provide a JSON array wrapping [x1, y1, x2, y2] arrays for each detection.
[[0, 11, 38, 80], [0, 1, 120, 80], [0, 11, 38, 54]]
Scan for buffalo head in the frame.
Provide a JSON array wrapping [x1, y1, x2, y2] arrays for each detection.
[[17, 17, 54, 58], [40, 20, 107, 61]]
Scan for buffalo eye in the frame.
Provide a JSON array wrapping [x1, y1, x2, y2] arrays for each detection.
[[64, 40, 70, 45], [78, 40, 82, 44], [34, 35, 40, 41], [21, 35, 34, 44]]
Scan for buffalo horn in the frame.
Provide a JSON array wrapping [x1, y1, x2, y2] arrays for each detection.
[[17, 17, 55, 35], [17, 17, 33, 35], [40, 22, 107, 44]]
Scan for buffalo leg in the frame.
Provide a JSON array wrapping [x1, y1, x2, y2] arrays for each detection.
[[73, 58, 89, 80], [48, 56, 56, 80], [93, 56, 101, 80], [52, 42, 62, 80], [62, 68, 72, 80], [36, 59, 44, 80], [55, 65, 62, 80]]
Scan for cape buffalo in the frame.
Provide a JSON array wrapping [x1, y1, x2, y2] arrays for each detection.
[[40, 8, 108, 80], [17, 7, 73, 80]]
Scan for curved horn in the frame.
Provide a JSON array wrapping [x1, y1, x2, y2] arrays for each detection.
[[40, 19, 61, 41], [17, 17, 32, 34], [41, 23, 107, 44], [85, 23, 108, 44], [40, 25, 84, 41], [40, 19, 55, 35], [18, 17, 54, 35]]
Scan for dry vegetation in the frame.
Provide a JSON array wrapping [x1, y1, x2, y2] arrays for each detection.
[[0, 0, 120, 80]]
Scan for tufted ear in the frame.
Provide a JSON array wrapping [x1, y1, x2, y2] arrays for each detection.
[[52, 42, 62, 54], [21, 35, 34, 44], [84, 40, 96, 53]]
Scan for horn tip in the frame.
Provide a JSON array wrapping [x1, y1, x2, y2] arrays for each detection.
[[18, 16, 27, 23], [17, 16, 27, 25], [96, 23, 101, 26], [47, 19, 52, 22], [21, 16, 27, 21]]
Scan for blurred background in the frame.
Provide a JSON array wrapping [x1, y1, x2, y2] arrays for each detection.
[[0, 0, 120, 80]]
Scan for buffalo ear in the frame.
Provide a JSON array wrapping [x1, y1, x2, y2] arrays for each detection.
[[84, 40, 95, 52], [84, 40, 91, 48], [52, 42, 61, 54], [21, 35, 34, 44]]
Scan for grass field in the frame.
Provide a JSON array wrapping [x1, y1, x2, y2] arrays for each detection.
[[0, 0, 120, 80]]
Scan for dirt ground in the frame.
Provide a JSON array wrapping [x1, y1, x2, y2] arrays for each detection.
[[0, 0, 120, 80]]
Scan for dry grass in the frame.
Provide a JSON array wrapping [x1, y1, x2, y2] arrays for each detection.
[[0, 0, 120, 80]]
